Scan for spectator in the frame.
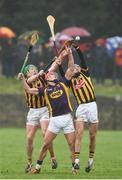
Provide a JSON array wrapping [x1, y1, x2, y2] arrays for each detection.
[[114, 43, 122, 85], [93, 39, 108, 84]]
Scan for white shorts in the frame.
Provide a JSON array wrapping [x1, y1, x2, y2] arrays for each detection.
[[75, 102, 98, 123], [48, 113, 75, 134], [27, 106, 49, 126]]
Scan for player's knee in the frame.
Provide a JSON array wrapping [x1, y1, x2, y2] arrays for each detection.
[[42, 130, 47, 137], [90, 132, 96, 140], [27, 134, 34, 142], [69, 141, 75, 151], [75, 128, 83, 138]]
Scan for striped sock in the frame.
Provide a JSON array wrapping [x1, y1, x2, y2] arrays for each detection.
[[89, 151, 94, 159], [72, 162, 75, 167], [74, 152, 80, 159]]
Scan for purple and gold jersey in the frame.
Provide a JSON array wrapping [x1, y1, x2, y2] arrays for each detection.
[[39, 78, 73, 117], [25, 77, 47, 108], [71, 69, 96, 105]]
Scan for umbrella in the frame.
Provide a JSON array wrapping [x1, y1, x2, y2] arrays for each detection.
[[18, 30, 39, 40], [60, 26, 91, 37], [18, 30, 44, 45], [46, 32, 71, 48], [106, 36, 122, 56], [0, 27, 16, 38]]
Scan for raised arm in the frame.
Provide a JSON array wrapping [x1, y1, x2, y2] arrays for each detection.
[[74, 45, 88, 70], [47, 48, 68, 72], [48, 44, 74, 72], [67, 46, 74, 68], [63, 46, 75, 80], [65, 66, 74, 80], [58, 46, 73, 77]]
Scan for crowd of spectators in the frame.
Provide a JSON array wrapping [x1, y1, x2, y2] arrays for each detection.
[[0, 37, 122, 85]]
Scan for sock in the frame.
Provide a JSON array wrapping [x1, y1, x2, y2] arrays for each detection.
[[51, 156, 56, 160], [89, 151, 94, 159], [74, 152, 80, 159], [72, 162, 75, 167], [36, 160, 43, 169]]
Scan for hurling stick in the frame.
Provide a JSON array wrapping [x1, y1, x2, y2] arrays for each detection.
[[43, 39, 74, 72], [20, 32, 39, 73], [46, 15, 58, 55]]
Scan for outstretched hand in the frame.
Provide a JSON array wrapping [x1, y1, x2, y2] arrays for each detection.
[[58, 45, 72, 59]]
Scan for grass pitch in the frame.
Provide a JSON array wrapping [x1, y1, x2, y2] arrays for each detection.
[[0, 128, 122, 179]]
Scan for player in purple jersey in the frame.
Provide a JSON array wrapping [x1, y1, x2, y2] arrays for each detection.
[[18, 46, 78, 174]]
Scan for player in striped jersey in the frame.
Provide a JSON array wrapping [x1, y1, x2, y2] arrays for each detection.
[[70, 44, 99, 172], [18, 47, 77, 174], [18, 64, 57, 173]]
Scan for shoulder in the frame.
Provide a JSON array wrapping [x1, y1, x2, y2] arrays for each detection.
[[81, 68, 90, 77]]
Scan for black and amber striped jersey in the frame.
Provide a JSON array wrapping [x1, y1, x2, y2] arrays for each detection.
[[71, 69, 96, 105], [70, 46, 96, 105], [25, 77, 47, 108]]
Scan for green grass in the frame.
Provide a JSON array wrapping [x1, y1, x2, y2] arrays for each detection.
[[94, 79, 122, 97], [0, 129, 122, 179], [0, 76, 22, 94], [0, 76, 122, 97]]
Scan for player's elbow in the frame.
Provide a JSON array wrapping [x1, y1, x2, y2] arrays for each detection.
[[25, 87, 37, 95]]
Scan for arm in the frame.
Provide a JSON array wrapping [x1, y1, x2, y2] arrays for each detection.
[[18, 73, 39, 95], [65, 66, 74, 80], [48, 49, 68, 72], [44, 40, 74, 73], [67, 47, 74, 68], [47, 56, 61, 72], [62, 46, 75, 81], [27, 74, 39, 84], [48, 44, 74, 72], [58, 46, 74, 77], [74, 46, 88, 70], [27, 70, 45, 84]]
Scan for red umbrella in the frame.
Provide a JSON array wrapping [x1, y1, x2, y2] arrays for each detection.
[[60, 26, 91, 37], [0, 27, 16, 38]]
